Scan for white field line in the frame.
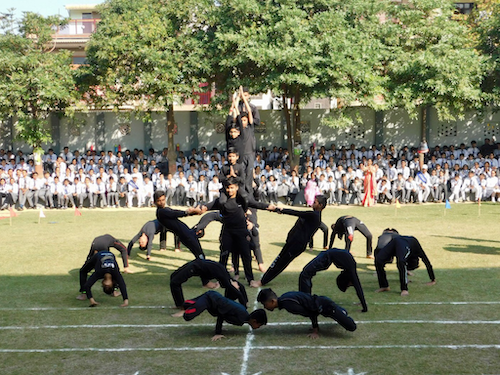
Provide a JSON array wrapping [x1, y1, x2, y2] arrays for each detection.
[[0, 344, 499, 354], [2, 320, 500, 331], [239, 289, 260, 375], [0, 301, 499, 312]]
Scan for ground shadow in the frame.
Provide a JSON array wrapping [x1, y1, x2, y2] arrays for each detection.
[[442, 244, 500, 256], [431, 235, 500, 244]]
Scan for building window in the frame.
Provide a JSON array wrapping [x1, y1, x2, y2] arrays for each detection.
[[454, 3, 475, 15], [314, 103, 322, 109], [82, 13, 93, 19], [72, 56, 88, 65], [484, 123, 500, 138], [437, 123, 458, 137]]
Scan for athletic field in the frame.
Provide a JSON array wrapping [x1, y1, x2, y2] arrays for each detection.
[[0, 202, 499, 375]]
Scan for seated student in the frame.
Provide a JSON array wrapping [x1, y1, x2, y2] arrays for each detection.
[[299, 248, 367, 312], [170, 258, 247, 310], [257, 288, 356, 339], [329, 215, 373, 258], [182, 290, 267, 341], [375, 232, 436, 296], [77, 250, 129, 307]]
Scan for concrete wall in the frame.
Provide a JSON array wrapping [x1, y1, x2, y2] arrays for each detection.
[[1, 107, 499, 155]]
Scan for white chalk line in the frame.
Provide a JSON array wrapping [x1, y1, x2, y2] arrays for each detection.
[[0, 344, 499, 354], [2, 320, 500, 331], [240, 288, 260, 375], [1, 301, 499, 312]]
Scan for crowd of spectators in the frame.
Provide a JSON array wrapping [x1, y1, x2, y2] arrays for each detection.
[[1, 138, 500, 211]]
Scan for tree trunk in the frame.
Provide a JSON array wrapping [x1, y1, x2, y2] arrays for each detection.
[[33, 147, 44, 176], [292, 90, 301, 168], [282, 92, 293, 163], [419, 105, 429, 169], [166, 103, 177, 175]]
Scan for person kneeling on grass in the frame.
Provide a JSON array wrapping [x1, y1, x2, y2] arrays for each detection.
[[77, 251, 129, 307], [257, 288, 356, 339], [183, 291, 267, 341]]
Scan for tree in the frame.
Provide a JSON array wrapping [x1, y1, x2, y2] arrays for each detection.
[[78, 0, 210, 173], [0, 11, 75, 171], [204, 0, 388, 165], [467, 1, 500, 106], [379, 0, 485, 140]]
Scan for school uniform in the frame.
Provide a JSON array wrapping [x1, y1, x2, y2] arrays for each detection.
[[375, 235, 435, 292], [156, 206, 205, 260], [260, 207, 322, 285], [79, 251, 128, 302], [299, 249, 367, 312], [277, 291, 356, 332], [170, 259, 247, 308], [329, 216, 373, 257], [183, 291, 250, 335]]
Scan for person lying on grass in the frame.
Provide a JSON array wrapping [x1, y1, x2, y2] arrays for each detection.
[[77, 251, 129, 307]]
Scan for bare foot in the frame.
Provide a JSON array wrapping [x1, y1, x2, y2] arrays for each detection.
[[159, 248, 166, 252], [258, 264, 267, 273], [204, 281, 220, 289], [174, 248, 181, 253], [366, 255, 374, 259], [113, 290, 122, 297], [76, 294, 87, 301], [401, 290, 409, 296], [426, 280, 436, 286], [123, 268, 134, 274], [171, 310, 185, 317], [250, 280, 262, 288], [407, 271, 414, 276], [375, 287, 390, 293]]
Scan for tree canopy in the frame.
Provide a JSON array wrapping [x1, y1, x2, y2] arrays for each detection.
[[0, 12, 74, 150]]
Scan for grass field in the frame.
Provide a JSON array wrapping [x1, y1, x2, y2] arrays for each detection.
[[0, 202, 499, 375]]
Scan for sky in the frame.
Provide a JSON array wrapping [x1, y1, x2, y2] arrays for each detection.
[[0, 0, 102, 20]]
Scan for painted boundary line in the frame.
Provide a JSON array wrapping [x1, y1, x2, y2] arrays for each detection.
[[239, 288, 260, 375], [1, 301, 500, 312], [0, 344, 499, 354], [2, 320, 500, 330]]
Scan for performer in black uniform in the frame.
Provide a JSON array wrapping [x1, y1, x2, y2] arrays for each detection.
[[329, 215, 373, 258], [78, 251, 129, 307], [257, 288, 356, 339], [299, 248, 367, 312], [252, 195, 327, 287], [155, 190, 205, 260], [375, 233, 436, 296], [86, 234, 130, 273], [192, 211, 223, 238], [201, 177, 273, 285], [308, 221, 329, 249], [373, 228, 399, 257], [127, 219, 181, 260], [183, 290, 267, 341], [170, 258, 248, 309]]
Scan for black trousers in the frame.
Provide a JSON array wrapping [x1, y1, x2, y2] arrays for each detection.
[[317, 296, 357, 332], [220, 227, 254, 283], [309, 222, 328, 249], [261, 240, 305, 285], [299, 251, 332, 294], [329, 223, 373, 256]]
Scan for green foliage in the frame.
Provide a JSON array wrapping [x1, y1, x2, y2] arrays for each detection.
[[79, 0, 209, 111], [469, 1, 500, 106], [380, 0, 486, 121], [0, 12, 74, 148]]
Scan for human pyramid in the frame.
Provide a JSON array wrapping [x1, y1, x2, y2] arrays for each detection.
[[77, 88, 436, 341]]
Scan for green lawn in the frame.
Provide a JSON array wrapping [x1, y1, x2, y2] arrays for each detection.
[[0, 202, 499, 375]]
